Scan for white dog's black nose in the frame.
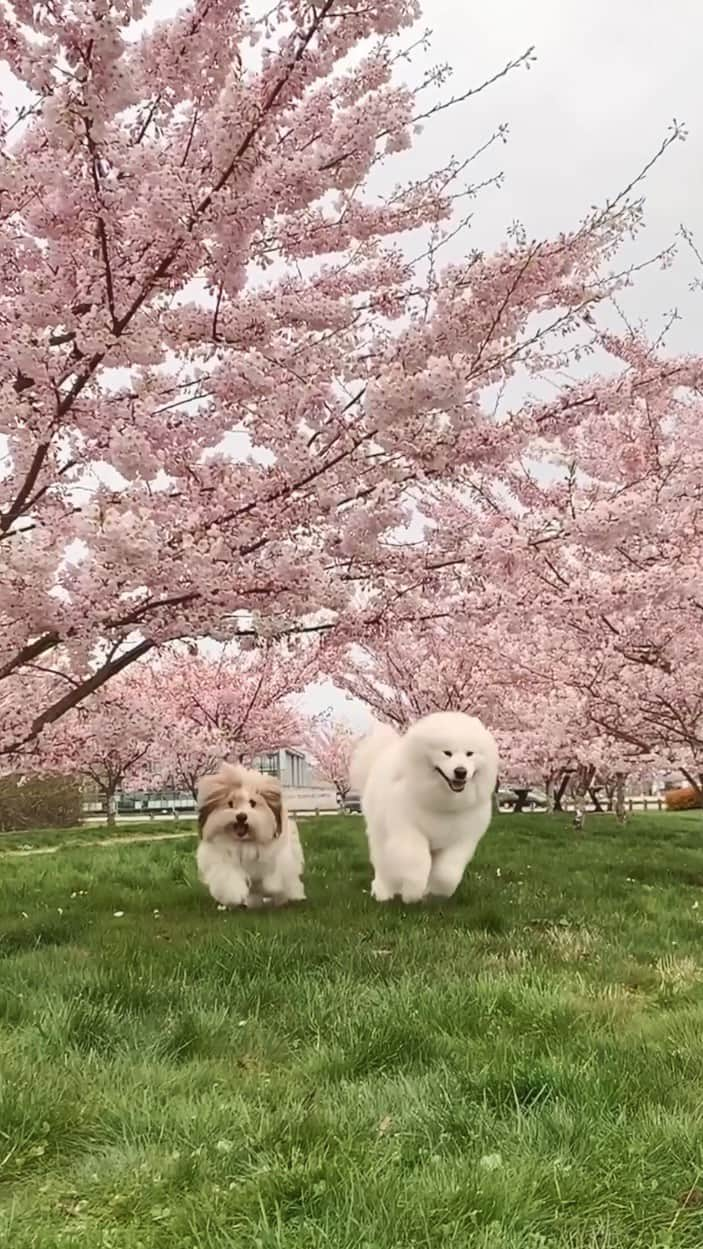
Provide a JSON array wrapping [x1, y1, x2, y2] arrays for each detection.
[[453, 766, 467, 781], [234, 811, 249, 837]]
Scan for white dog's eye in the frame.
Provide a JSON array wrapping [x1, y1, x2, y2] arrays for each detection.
[[443, 750, 451, 757], [466, 751, 474, 757], [227, 799, 234, 808], [249, 799, 257, 809]]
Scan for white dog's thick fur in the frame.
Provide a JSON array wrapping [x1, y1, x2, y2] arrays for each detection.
[[196, 763, 305, 909], [351, 712, 498, 903]]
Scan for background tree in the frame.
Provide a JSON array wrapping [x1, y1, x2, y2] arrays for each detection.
[[302, 718, 361, 807], [40, 673, 159, 826], [0, 0, 669, 756], [333, 623, 505, 729], [146, 646, 311, 796]]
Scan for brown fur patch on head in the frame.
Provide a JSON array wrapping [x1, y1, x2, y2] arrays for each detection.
[[197, 796, 221, 840], [195, 763, 287, 841], [196, 763, 247, 840], [253, 771, 284, 838]]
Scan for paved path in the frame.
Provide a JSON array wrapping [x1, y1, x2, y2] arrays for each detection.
[[2, 830, 195, 858]]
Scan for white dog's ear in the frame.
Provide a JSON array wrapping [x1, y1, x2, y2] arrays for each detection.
[[256, 773, 284, 838]]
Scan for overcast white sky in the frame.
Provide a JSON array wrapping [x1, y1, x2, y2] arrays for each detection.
[[3, 1, 701, 728], [405, 1, 702, 343]]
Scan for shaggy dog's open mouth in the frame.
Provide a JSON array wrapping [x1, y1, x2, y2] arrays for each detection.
[[434, 767, 467, 794]]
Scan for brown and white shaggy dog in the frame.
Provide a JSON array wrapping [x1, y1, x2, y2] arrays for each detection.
[[196, 762, 305, 909]]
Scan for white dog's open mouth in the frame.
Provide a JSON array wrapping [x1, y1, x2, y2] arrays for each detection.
[[434, 767, 466, 794]]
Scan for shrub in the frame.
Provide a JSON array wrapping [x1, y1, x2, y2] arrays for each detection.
[[0, 774, 82, 832], [664, 786, 703, 811]]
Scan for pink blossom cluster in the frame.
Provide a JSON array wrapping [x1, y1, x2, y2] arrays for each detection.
[[301, 715, 362, 801], [1, 0, 657, 757]]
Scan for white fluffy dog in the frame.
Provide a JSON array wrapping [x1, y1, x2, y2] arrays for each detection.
[[196, 762, 305, 909], [351, 712, 498, 903]]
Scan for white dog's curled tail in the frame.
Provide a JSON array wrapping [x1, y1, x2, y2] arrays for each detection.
[[350, 722, 399, 793]]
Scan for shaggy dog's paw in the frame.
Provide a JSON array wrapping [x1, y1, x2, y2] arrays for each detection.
[[243, 893, 266, 910]]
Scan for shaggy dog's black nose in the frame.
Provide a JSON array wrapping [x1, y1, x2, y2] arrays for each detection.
[[453, 766, 467, 781], [234, 810, 249, 839]]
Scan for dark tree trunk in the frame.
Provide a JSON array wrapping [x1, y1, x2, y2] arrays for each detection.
[[544, 774, 555, 812], [572, 795, 587, 830], [512, 788, 529, 813], [614, 771, 627, 824], [553, 771, 571, 812], [682, 768, 703, 796], [571, 764, 594, 831], [588, 786, 604, 813]]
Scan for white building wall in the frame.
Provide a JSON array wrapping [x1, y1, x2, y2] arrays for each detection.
[[252, 748, 311, 786]]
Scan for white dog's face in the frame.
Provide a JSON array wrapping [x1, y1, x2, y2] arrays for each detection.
[[197, 763, 282, 846], [405, 711, 498, 799]]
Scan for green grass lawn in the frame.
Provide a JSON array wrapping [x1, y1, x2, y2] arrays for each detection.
[[1, 812, 703, 1249]]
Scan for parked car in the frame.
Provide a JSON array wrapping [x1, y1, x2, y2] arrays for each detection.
[[497, 786, 549, 812], [337, 790, 362, 813]]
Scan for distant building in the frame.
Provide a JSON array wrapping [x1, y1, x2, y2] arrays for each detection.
[[251, 747, 310, 787], [82, 746, 330, 816]]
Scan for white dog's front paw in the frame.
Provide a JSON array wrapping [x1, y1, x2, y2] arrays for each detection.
[[371, 877, 394, 902], [400, 885, 426, 904], [244, 893, 265, 909], [426, 878, 460, 899]]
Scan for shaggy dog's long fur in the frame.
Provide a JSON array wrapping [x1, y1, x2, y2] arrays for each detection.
[[196, 762, 305, 909], [351, 712, 498, 903]]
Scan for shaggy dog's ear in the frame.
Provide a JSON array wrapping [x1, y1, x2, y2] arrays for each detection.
[[256, 773, 284, 838], [196, 772, 223, 808], [195, 764, 244, 840], [196, 773, 223, 840], [197, 796, 221, 840]]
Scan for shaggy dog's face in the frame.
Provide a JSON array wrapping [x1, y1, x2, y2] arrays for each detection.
[[197, 763, 282, 845], [405, 712, 498, 796]]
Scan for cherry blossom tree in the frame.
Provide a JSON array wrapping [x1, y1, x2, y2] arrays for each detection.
[[501, 688, 645, 826], [36, 642, 312, 818], [144, 644, 311, 795], [411, 321, 703, 817], [40, 672, 160, 826], [330, 608, 663, 826], [333, 623, 506, 729], [1, 0, 675, 758], [302, 717, 361, 806]]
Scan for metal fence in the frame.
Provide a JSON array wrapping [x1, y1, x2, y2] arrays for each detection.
[[498, 794, 670, 814], [82, 784, 339, 821]]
